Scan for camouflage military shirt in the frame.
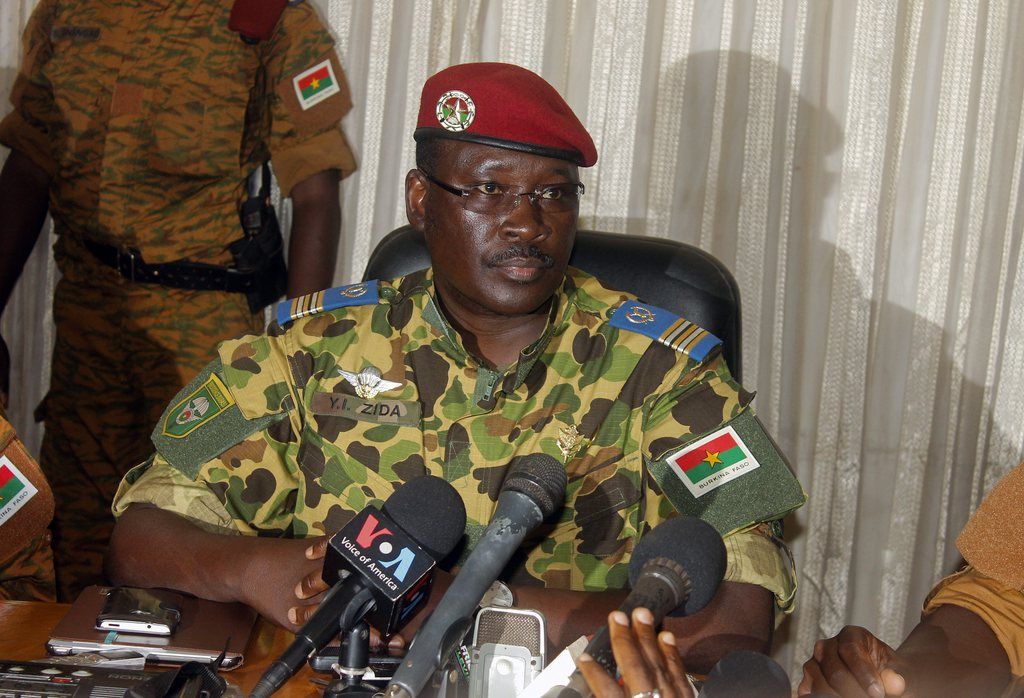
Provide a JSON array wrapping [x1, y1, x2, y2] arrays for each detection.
[[114, 268, 806, 613], [0, 0, 356, 269]]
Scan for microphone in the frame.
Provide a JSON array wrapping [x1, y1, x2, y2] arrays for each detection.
[[250, 475, 467, 698], [385, 454, 568, 698], [557, 516, 728, 697], [697, 650, 791, 697]]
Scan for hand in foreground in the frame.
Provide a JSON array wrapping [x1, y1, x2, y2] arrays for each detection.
[[798, 625, 907, 697], [576, 607, 695, 698], [241, 536, 329, 632]]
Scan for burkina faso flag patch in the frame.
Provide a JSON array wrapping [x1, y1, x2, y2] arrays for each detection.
[[293, 59, 341, 110], [0, 455, 38, 524], [665, 425, 761, 498]]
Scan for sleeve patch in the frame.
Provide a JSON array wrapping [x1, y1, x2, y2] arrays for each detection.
[[610, 300, 721, 363], [159, 372, 235, 439], [275, 280, 380, 326], [151, 360, 285, 480], [292, 59, 341, 110], [646, 409, 806, 535]]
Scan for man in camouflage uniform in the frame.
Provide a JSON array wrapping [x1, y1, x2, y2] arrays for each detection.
[[108, 63, 805, 670], [0, 0, 357, 600]]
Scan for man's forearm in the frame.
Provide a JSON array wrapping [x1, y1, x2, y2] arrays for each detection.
[[0, 150, 50, 313], [286, 169, 341, 297], [894, 604, 1011, 696], [106, 505, 258, 604], [663, 581, 774, 675], [108, 505, 329, 631], [515, 584, 627, 652]]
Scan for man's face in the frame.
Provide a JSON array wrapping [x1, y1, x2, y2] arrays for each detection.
[[406, 140, 580, 319]]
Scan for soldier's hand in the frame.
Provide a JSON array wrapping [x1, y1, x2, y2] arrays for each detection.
[[287, 535, 332, 628], [798, 625, 907, 697], [241, 536, 329, 632], [576, 607, 695, 698], [0, 334, 9, 410], [292, 535, 409, 652]]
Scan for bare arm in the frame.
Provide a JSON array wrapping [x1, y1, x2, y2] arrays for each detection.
[[285, 168, 340, 297], [106, 504, 325, 632], [799, 605, 1011, 697], [0, 149, 50, 404], [891, 604, 1010, 696]]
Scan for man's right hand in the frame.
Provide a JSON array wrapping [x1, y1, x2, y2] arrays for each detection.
[[241, 536, 329, 632], [798, 625, 907, 697]]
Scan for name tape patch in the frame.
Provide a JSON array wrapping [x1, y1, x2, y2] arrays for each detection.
[[312, 392, 421, 426]]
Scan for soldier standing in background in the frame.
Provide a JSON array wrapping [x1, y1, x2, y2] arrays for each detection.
[[0, 0, 357, 600]]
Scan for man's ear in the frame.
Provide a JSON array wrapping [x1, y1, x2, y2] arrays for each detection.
[[406, 169, 428, 231]]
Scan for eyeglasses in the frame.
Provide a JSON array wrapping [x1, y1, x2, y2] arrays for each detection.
[[419, 169, 584, 215]]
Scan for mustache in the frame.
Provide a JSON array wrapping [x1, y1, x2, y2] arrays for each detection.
[[486, 245, 555, 267]]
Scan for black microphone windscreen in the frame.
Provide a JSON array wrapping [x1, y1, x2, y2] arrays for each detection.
[[628, 516, 726, 616], [501, 454, 567, 519], [382, 475, 467, 558], [698, 650, 790, 698]]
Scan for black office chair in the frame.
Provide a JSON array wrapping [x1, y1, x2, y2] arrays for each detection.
[[362, 226, 742, 381]]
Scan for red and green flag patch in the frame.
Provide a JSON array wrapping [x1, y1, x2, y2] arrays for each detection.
[[293, 59, 341, 110], [666, 425, 760, 497], [0, 456, 38, 523]]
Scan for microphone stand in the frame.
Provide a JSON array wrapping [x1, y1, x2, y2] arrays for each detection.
[[323, 622, 377, 698]]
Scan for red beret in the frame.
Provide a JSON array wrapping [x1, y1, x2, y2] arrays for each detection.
[[414, 62, 597, 167]]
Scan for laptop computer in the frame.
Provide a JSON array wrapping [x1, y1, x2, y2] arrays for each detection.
[[47, 586, 257, 670]]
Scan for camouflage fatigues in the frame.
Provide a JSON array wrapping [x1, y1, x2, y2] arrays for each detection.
[[0, 532, 57, 602], [0, 0, 356, 599], [114, 269, 805, 613]]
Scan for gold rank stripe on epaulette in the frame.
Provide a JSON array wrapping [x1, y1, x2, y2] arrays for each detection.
[[276, 281, 380, 326], [610, 300, 721, 363]]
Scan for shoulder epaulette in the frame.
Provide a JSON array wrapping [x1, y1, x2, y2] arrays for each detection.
[[276, 281, 380, 327], [610, 300, 721, 363]]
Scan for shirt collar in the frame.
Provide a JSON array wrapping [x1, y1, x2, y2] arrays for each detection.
[[409, 267, 580, 391]]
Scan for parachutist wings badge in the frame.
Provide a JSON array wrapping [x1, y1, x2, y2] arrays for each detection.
[[338, 366, 403, 399]]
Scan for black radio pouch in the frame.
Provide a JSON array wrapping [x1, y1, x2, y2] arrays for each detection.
[[229, 163, 288, 314]]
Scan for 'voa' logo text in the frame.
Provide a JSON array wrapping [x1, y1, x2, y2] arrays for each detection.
[[355, 514, 416, 582]]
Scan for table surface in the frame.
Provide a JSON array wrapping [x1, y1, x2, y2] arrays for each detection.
[[0, 600, 324, 698]]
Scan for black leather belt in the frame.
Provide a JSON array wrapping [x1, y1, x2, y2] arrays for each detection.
[[83, 239, 260, 293]]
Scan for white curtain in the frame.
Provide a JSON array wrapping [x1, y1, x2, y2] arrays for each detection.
[[2, 0, 1023, 680]]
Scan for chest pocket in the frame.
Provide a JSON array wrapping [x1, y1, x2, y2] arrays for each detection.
[[148, 86, 250, 177], [146, 35, 256, 178], [295, 392, 426, 519], [43, 30, 106, 167]]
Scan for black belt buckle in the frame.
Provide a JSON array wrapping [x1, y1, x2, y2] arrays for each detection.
[[116, 246, 141, 282]]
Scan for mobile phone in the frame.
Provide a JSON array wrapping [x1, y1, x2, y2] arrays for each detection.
[[308, 644, 403, 683], [95, 587, 183, 636]]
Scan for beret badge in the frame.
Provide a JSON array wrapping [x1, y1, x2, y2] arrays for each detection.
[[436, 90, 475, 132]]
